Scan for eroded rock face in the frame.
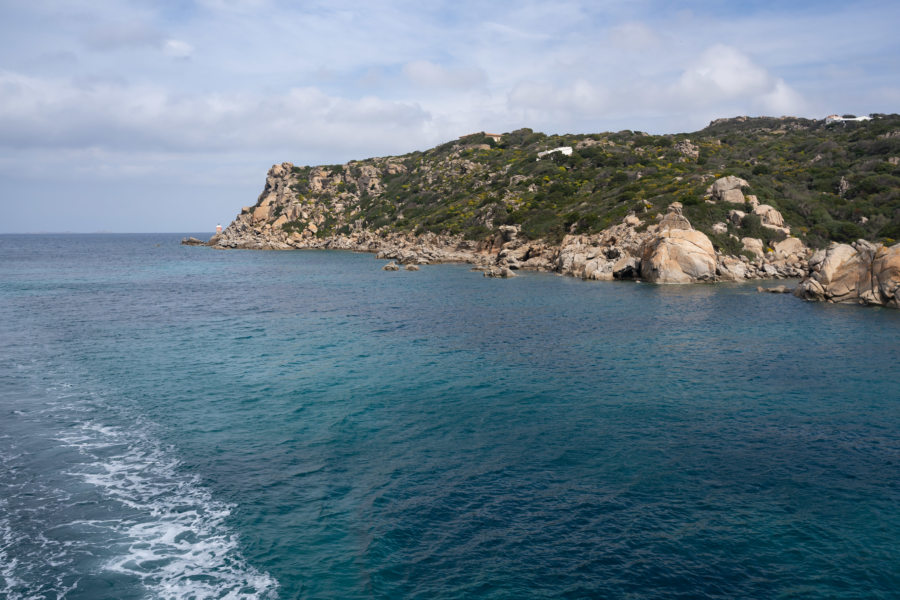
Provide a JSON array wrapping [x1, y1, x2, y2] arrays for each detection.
[[795, 241, 900, 308], [640, 228, 717, 284]]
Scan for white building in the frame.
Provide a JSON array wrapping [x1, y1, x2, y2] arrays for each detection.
[[825, 114, 872, 124], [536, 146, 573, 160]]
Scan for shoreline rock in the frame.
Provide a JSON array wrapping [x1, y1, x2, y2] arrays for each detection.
[[198, 163, 896, 309], [795, 240, 900, 308]]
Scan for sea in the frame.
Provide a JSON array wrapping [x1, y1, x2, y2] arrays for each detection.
[[1, 233, 898, 600]]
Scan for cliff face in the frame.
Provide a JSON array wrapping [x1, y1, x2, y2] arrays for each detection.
[[209, 160, 500, 261], [207, 162, 812, 286]]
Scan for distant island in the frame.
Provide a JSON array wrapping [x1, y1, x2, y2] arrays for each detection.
[[193, 115, 900, 308]]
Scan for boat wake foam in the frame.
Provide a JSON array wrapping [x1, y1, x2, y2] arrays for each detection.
[[59, 420, 279, 599]]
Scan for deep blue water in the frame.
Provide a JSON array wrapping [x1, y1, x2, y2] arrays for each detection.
[[1, 233, 899, 599]]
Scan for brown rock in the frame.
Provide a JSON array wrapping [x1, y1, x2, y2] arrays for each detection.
[[795, 241, 900, 307], [640, 228, 717, 284], [721, 189, 746, 204], [754, 204, 785, 228], [717, 256, 748, 281], [707, 176, 749, 201]]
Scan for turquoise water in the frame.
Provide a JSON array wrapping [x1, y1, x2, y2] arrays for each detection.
[[1, 233, 899, 599]]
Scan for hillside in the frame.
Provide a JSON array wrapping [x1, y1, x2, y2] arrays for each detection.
[[218, 114, 900, 254]]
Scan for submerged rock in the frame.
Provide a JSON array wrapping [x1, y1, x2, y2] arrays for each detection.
[[382, 261, 400, 271], [483, 266, 517, 278]]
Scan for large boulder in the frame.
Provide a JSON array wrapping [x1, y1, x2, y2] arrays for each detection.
[[773, 237, 805, 257], [873, 244, 900, 307], [754, 204, 786, 228], [707, 176, 749, 204], [795, 241, 900, 308], [640, 228, 717, 284]]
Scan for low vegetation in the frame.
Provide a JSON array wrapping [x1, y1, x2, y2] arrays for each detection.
[[271, 115, 900, 248]]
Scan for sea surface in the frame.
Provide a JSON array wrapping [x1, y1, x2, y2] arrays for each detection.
[[1, 233, 898, 600]]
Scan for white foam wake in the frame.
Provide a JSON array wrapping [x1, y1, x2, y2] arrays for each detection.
[[60, 420, 279, 599], [0, 503, 22, 598]]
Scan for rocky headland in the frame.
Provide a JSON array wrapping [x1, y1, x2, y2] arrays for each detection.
[[199, 117, 900, 308]]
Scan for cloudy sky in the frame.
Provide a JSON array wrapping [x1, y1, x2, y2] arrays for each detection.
[[2, 0, 899, 233]]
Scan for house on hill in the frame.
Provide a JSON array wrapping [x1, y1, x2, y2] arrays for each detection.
[[460, 132, 503, 143], [536, 146, 573, 160], [825, 114, 872, 124]]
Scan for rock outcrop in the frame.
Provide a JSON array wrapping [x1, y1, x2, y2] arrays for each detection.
[[795, 241, 900, 308], [639, 203, 717, 283], [199, 152, 893, 307], [674, 139, 699, 159], [754, 204, 790, 235], [640, 229, 717, 284], [707, 176, 749, 204]]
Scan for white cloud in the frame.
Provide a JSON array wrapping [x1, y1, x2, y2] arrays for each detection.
[[2, 0, 898, 231], [671, 44, 806, 114], [759, 79, 807, 115], [675, 44, 772, 99], [162, 39, 194, 60], [0, 70, 432, 158]]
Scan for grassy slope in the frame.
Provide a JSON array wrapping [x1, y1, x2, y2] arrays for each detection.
[[283, 115, 900, 252]]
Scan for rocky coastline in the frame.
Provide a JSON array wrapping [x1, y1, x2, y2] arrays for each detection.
[[194, 159, 900, 309]]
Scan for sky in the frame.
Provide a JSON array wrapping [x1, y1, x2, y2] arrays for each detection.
[[1, 0, 899, 233]]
